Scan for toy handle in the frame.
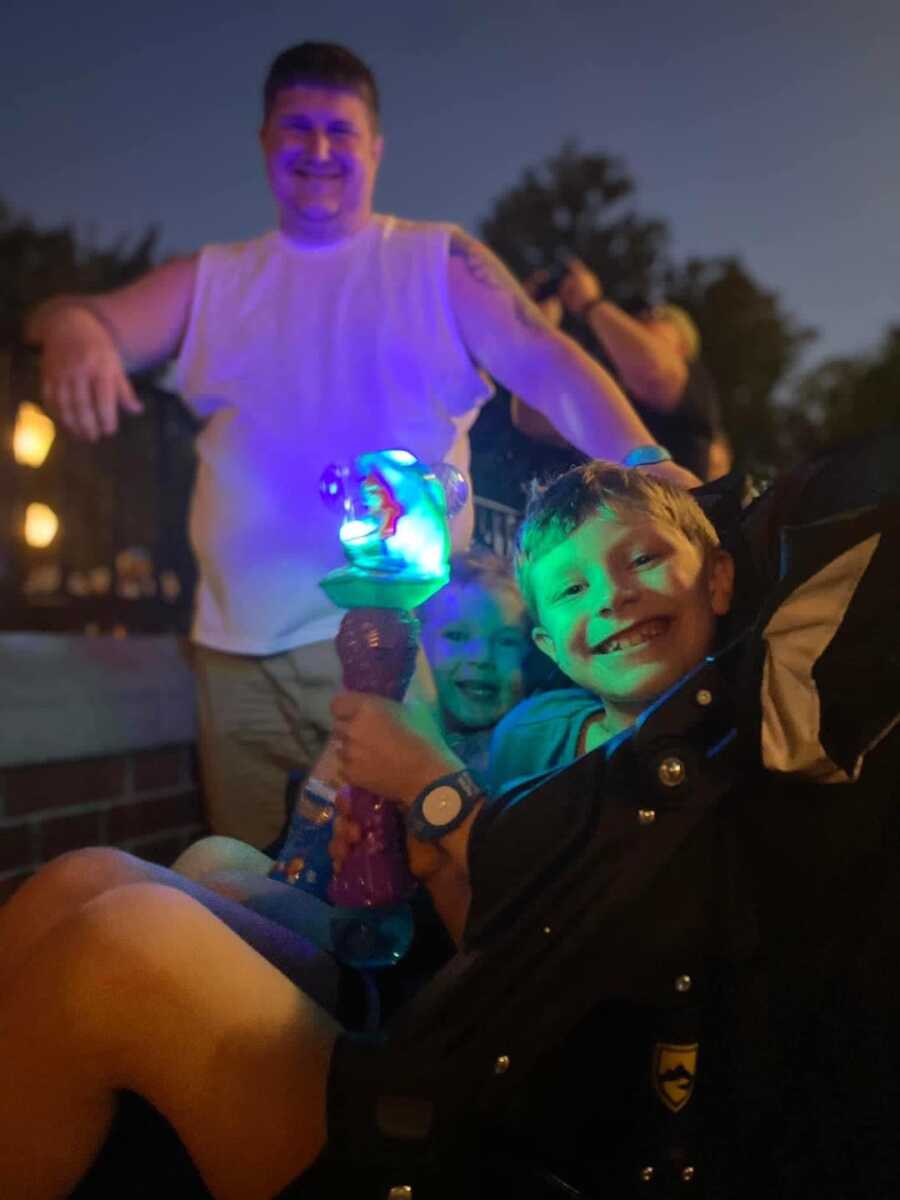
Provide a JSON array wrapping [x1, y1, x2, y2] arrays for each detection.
[[328, 607, 419, 908]]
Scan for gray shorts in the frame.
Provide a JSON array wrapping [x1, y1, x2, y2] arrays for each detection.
[[192, 638, 342, 849]]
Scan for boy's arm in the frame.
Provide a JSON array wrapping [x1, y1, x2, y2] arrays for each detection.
[[329, 692, 485, 945], [24, 255, 198, 441], [413, 836, 476, 948], [332, 797, 475, 947]]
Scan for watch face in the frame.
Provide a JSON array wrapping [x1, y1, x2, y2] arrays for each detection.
[[422, 784, 464, 829]]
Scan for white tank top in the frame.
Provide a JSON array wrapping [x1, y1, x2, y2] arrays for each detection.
[[170, 216, 490, 654]]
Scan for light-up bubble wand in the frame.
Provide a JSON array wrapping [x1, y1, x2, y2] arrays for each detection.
[[318, 448, 466, 968]]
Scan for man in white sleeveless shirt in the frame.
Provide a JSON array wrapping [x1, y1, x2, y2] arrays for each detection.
[[27, 43, 695, 847]]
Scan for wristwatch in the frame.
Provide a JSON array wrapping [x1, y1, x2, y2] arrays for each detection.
[[622, 444, 673, 468], [407, 769, 484, 842]]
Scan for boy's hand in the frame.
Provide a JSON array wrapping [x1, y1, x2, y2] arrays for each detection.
[[328, 789, 360, 876], [330, 692, 464, 808], [330, 788, 447, 883]]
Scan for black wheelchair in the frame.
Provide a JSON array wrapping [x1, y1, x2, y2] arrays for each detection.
[[76, 430, 900, 1199]]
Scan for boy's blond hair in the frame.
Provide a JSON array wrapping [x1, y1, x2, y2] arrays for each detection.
[[419, 545, 526, 624], [515, 460, 719, 617]]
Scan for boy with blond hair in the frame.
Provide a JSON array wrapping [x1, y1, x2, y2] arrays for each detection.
[[485, 459, 734, 791]]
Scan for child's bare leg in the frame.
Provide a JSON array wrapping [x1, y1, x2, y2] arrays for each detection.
[[172, 834, 274, 885], [0, 847, 166, 990], [171, 834, 338, 951], [0, 882, 340, 1200], [0, 848, 341, 1007]]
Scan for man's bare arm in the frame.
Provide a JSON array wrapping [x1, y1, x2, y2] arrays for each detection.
[[446, 230, 656, 463], [25, 255, 198, 441]]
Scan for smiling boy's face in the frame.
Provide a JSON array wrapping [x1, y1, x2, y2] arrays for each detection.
[[530, 508, 733, 729], [420, 581, 529, 732]]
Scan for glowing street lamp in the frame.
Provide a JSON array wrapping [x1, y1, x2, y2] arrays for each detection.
[[24, 503, 59, 548], [13, 403, 56, 467]]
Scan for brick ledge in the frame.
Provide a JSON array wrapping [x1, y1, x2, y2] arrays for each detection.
[[0, 633, 196, 768]]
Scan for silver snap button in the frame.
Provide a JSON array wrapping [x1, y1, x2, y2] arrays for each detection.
[[494, 1054, 511, 1075], [675, 974, 692, 993], [695, 688, 713, 707], [388, 1187, 413, 1200], [640, 1165, 655, 1182], [637, 808, 657, 825], [681, 1165, 696, 1182]]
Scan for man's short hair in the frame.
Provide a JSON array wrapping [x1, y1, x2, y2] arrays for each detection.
[[515, 460, 720, 617], [262, 42, 380, 126]]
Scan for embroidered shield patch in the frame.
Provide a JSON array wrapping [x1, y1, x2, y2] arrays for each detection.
[[653, 1042, 698, 1113]]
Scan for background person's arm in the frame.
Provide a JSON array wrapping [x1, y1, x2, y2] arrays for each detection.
[[446, 230, 655, 463], [558, 258, 688, 411], [447, 232, 697, 487], [24, 254, 198, 440]]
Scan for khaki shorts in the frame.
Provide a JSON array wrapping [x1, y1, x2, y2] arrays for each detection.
[[192, 639, 342, 849]]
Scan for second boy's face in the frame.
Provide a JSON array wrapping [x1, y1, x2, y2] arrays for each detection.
[[420, 582, 529, 732], [531, 509, 733, 723]]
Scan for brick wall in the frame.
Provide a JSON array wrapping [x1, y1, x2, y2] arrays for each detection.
[[0, 743, 208, 902], [0, 632, 203, 902]]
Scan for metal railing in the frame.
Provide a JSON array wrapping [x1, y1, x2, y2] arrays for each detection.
[[473, 495, 521, 560]]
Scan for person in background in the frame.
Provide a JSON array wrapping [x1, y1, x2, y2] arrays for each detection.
[[26, 43, 694, 850], [513, 258, 731, 481]]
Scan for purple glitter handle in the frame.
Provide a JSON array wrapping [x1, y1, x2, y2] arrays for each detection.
[[328, 608, 419, 908]]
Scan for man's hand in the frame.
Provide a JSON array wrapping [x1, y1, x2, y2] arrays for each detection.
[[522, 269, 563, 328], [38, 306, 142, 441], [25, 254, 198, 442], [330, 691, 464, 808], [636, 458, 701, 489], [558, 258, 602, 318]]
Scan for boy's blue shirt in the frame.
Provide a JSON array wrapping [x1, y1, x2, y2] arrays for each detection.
[[486, 686, 605, 799]]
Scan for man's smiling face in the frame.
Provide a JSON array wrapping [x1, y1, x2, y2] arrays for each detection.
[[531, 508, 733, 729], [260, 84, 382, 244]]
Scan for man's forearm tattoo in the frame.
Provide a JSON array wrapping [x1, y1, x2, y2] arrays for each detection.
[[450, 235, 549, 334]]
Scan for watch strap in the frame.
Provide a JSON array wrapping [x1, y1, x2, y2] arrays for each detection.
[[407, 769, 483, 843], [622, 444, 673, 468]]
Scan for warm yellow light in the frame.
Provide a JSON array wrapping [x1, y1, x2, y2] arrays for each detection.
[[24, 503, 60, 548], [13, 402, 56, 467]]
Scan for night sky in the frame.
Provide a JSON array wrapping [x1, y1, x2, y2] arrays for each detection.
[[4, 0, 898, 372]]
